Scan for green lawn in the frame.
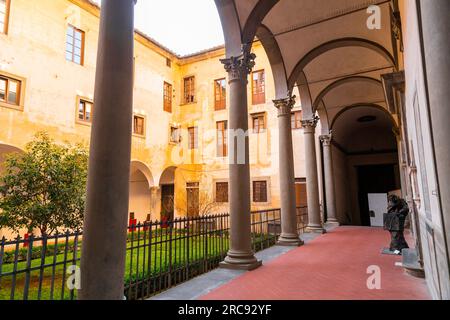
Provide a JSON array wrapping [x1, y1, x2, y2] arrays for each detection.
[[0, 231, 275, 300]]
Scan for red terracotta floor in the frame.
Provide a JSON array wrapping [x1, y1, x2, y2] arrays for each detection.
[[200, 226, 430, 300]]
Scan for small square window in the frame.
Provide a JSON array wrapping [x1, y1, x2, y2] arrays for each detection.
[[216, 182, 229, 203], [252, 113, 266, 133], [133, 115, 146, 136], [0, 75, 22, 107], [170, 126, 181, 144], [77, 98, 93, 123], [253, 180, 268, 203]]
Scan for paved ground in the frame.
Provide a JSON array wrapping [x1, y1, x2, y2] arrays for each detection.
[[200, 226, 430, 300], [150, 227, 329, 300]]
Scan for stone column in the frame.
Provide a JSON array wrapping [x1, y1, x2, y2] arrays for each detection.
[[419, 0, 450, 277], [219, 52, 262, 270], [79, 0, 136, 300], [302, 118, 325, 234], [274, 96, 303, 246], [320, 134, 339, 225]]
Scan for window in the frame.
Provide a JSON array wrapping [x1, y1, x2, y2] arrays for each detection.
[[216, 182, 228, 203], [295, 178, 307, 207], [163, 82, 172, 113], [252, 113, 266, 133], [133, 115, 145, 136], [188, 127, 198, 150], [0, 0, 10, 34], [252, 70, 265, 105], [66, 25, 85, 65], [166, 58, 172, 68], [253, 180, 268, 203], [214, 78, 226, 110], [170, 126, 181, 144], [77, 98, 93, 123], [0, 75, 21, 107], [186, 182, 199, 217], [291, 110, 303, 129], [217, 121, 228, 157], [183, 76, 195, 104]]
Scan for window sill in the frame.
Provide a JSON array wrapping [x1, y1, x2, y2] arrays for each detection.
[[180, 101, 197, 106], [75, 120, 92, 127], [0, 101, 24, 112], [133, 134, 146, 139]]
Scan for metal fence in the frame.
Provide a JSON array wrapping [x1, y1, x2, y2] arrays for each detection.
[[0, 207, 308, 300]]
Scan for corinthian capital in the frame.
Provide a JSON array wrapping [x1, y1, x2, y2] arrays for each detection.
[[301, 116, 319, 129], [319, 134, 333, 147], [273, 95, 296, 117], [220, 51, 256, 81]]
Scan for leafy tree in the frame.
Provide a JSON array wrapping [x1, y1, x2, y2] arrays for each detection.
[[0, 132, 88, 236]]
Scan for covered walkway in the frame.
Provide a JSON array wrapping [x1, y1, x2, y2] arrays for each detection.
[[200, 227, 430, 300]]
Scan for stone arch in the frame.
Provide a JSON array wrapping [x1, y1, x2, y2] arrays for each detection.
[[256, 24, 288, 99], [129, 161, 155, 223], [288, 37, 396, 91], [242, 0, 279, 45], [0, 143, 25, 173], [312, 76, 383, 112], [130, 160, 154, 188], [330, 103, 399, 130], [214, 0, 244, 57], [316, 101, 330, 135]]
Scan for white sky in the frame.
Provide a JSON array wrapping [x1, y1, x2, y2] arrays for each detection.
[[93, 0, 224, 56]]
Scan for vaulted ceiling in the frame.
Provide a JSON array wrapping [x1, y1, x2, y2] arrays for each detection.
[[215, 0, 400, 137]]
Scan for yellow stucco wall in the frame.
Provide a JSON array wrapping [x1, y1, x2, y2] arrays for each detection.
[[0, 0, 307, 238]]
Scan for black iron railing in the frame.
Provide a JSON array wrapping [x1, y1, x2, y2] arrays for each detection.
[[0, 207, 308, 300]]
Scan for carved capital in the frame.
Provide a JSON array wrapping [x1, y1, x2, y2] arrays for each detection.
[[320, 134, 332, 147], [273, 95, 296, 117], [220, 51, 256, 82], [301, 116, 319, 129]]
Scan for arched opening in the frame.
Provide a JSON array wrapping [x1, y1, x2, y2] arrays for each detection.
[[329, 105, 401, 226], [0, 144, 24, 174], [129, 161, 154, 224], [159, 166, 178, 221]]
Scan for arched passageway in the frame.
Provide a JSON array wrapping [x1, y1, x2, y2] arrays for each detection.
[[159, 166, 178, 221], [129, 161, 154, 223], [327, 105, 400, 226]]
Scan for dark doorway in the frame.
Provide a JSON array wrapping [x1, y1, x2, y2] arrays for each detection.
[[161, 184, 175, 221], [357, 164, 399, 226]]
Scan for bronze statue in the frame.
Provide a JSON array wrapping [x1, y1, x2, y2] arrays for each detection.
[[383, 195, 409, 253]]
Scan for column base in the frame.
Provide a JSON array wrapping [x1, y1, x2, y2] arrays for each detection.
[[325, 219, 340, 226], [277, 233, 304, 246], [306, 224, 327, 234], [219, 250, 262, 271]]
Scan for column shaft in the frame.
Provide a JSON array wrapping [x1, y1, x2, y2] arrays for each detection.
[[302, 118, 325, 233], [219, 52, 261, 270], [79, 0, 136, 300], [274, 97, 303, 246], [320, 135, 339, 224], [419, 0, 450, 298]]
